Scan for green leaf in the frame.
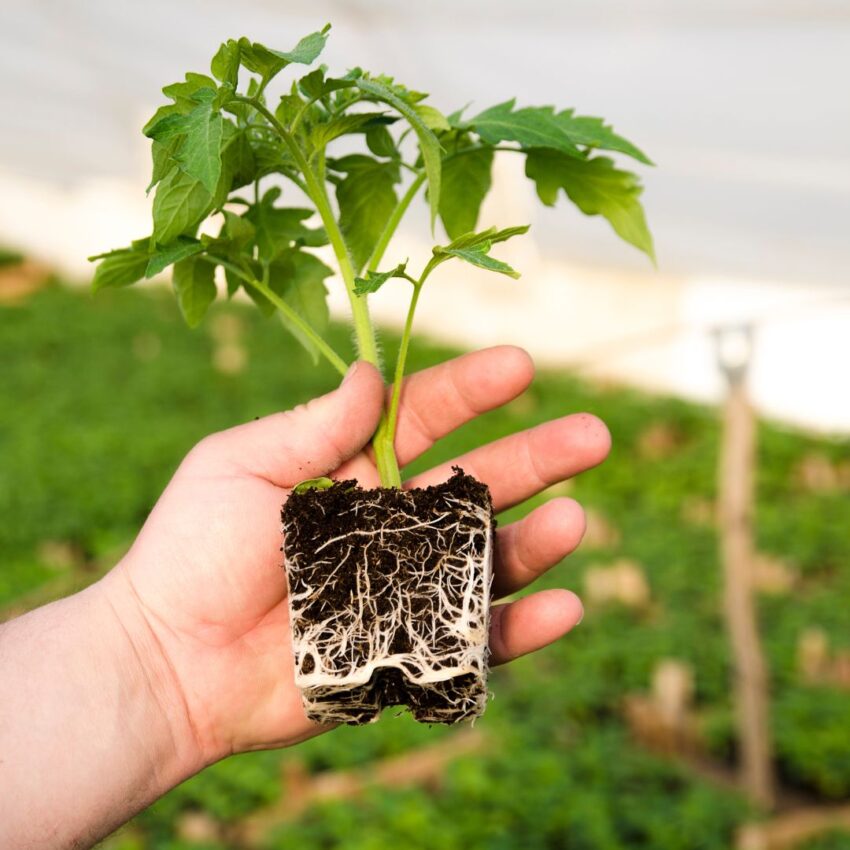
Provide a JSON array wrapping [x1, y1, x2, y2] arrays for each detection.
[[309, 111, 388, 150], [238, 26, 330, 84], [180, 100, 224, 194], [355, 77, 442, 231], [525, 149, 654, 260], [365, 124, 398, 159], [218, 124, 256, 191], [268, 251, 332, 363], [246, 188, 327, 261], [148, 137, 181, 193], [211, 40, 240, 87], [145, 96, 225, 195], [439, 147, 494, 239], [162, 73, 217, 106], [145, 236, 204, 278], [333, 155, 400, 272], [152, 169, 213, 245], [172, 255, 216, 327], [219, 210, 256, 251], [89, 241, 150, 292], [434, 242, 520, 279], [298, 68, 355, 101], [554, 111, 652, 165], [292, 476, 335, 494], [414, 104, 450, 132], [443, 224, 530, 251], [353, 262, 408, 296], [469, 100, 583, 158]]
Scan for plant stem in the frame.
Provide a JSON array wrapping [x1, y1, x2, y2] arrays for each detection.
[[233, 95, 402, 486], [385, 282, 422, 445], [233, 95, 380, 368], [382, 259, 441, 462], [203, 255, 349, 377]]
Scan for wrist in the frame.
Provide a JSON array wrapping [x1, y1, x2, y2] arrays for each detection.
[[96, 569, 210, 781]]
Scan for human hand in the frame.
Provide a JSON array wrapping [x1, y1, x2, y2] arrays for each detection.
[[103, 346, 610, 767]]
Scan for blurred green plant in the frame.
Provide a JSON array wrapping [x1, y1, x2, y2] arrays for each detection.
[[0, 245, 24, 267], [2, 284, 849, 847]]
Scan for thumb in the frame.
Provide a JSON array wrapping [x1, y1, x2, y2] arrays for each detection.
[[190, 361, 385, 486]]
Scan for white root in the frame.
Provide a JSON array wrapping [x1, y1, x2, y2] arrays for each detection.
[[283, 483, 494, 725]]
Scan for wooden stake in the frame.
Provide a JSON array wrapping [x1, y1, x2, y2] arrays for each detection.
[[715, 325, 775, 809]]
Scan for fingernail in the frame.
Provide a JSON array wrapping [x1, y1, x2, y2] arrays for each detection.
[[342, 362, 359, 386]]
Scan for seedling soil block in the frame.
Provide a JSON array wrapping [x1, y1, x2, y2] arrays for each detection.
[[282, 469, 495, 725]]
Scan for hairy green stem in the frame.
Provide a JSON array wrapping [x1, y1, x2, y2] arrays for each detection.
[[383, 258, 441, 460], [385, 283, 422, 444], [233, 96, 380, 366], [233, 95, 402, 486]]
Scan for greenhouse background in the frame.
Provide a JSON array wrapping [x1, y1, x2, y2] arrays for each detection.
[[1, 2, 849, 849]]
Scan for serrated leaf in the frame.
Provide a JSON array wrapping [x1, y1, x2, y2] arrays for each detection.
[[220, 124, 256, 190], [525, 149, 654, 260], [172, 255, 216, 327], [204, 212, 255, 298], [332, 155, 399, 272], [220, 210, 256, 250], [434, 242, 520, 279], [211, 40, 240, 87], [90, 242, 150, 292], [355, 77, 442, 231], [443, 224, 530, 252], [145, 98, 225, 195], [276, 86, 307, 127], [414, 104, 450, 132], [554, 111, 652, 165], [365, 124, 398, 159], [180, 100, 224, 194], [268, 251, 332, 363], [145, 237, 204, 278], [298, 68, 355, 101], [469, 100, 583, 158], [246, 188, 327, 261], [309, 111, 387, 150], [162, 73, 217, 104], [353, 262, 408, 296], [238, 26, 329, 84], [148, 137, 181, 193], [152, 169, 213, 245], [143, 103, 183, 137], [439, 147, 493, 239]]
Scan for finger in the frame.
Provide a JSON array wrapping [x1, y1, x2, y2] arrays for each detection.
[[187, 362, 384, 487], [336, 345, 534, 485], [493, 498, 586, 599], [391, 345, 534, 466], [488, 589, 583, 666], [406, 412, 611, 512]]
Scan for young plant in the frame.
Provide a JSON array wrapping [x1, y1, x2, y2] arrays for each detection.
[[91, 25, 653, 724]]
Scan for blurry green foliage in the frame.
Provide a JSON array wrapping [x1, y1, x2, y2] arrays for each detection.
[[1, 284, 849, 847]]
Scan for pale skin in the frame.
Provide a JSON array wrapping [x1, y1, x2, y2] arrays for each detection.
[[0, 346, 610, 849]]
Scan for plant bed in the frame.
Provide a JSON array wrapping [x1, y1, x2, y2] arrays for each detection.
[[282, 469, 495, 725]]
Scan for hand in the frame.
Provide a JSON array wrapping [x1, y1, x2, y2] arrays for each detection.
[[104, 346, 610, 765]]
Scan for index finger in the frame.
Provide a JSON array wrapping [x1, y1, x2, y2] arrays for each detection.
[[390, 345, 535, 467]]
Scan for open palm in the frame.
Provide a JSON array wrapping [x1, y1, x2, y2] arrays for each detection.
[[110, 346, 609, 764]]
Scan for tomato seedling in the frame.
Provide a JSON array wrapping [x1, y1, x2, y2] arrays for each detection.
[[92, 25, 653, 724]]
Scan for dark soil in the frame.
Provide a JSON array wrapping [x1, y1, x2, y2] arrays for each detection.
[[282, 468, 495, 725]]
